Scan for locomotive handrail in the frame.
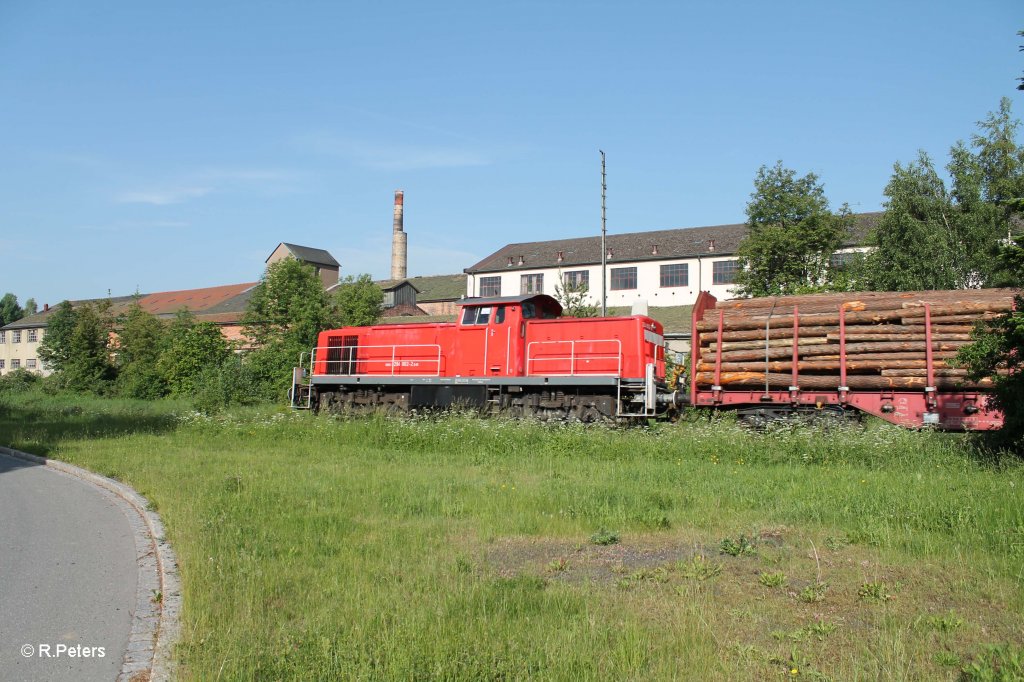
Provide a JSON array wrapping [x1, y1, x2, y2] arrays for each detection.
[[311, 344, 443, 377], [525, 339, 623, 377]]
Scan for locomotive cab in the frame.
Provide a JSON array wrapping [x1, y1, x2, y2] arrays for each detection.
[[455, 295, 562, 377]]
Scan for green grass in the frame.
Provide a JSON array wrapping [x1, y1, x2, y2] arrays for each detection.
[[1, 390, 1023, 680]]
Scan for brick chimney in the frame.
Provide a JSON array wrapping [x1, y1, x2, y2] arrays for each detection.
[[390, 190, 407, 280]]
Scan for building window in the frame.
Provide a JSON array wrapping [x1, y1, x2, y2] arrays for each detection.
[[610, 267, 637, 290], [480, 276, 501, 297], [11, 359, 19, 369], [712, 260, 740, 285], [27, 359, 36, 369], [0, 331, 4, 343], [563, 270, 590, 290], [12, 330, 21, 343], [27, 329, 37, 342], [660, 263, 689, 287], [829, 251, 858, 271], [520, 273, 544, 295], [0, 359, 4, 369]]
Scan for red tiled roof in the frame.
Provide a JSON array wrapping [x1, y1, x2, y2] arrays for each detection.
[[136, 282, 257, 315]]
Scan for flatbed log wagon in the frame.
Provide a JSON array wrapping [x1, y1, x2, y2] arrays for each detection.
[[690, 289, 1012, 430], [291, 289, 1014, 430]]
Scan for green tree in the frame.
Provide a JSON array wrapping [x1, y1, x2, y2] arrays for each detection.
[[157, 310, 232, 396], [23, 298, 37, 316], [554, 274, 597, 317], [0, 293, 23, 326], [115, 302, 168, 399], [242, 258, 338, 400], [62, 302, 116, 394], [333, 274, 384, 326], [864, 152, 972, 290], [866, 99, 1023, 291], [957, 234, 1024, 445], [734, 162, 851, 297], [37, 301, 77, 373]]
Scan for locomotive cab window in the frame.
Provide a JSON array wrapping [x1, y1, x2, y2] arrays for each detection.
[[494, 306, 506, 324], [521, 302, 536, 319], [461, 307, 492, 325]]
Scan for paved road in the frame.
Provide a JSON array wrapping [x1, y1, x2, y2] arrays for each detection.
[[0, 453, 137, 682]]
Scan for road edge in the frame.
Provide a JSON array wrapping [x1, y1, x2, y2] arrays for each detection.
[[0, 445, 181, 682]]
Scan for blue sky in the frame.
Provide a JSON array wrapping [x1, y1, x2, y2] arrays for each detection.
[[1, 0, 1021, 305]]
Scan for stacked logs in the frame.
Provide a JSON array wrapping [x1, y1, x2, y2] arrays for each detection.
[[694, 289, 1017, 391]]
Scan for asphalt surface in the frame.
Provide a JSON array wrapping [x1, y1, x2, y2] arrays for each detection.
[[0, 453, 137, 682]]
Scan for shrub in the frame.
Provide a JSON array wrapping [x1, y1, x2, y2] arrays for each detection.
[[0, 368, 40, 393], [115, 362, 167, 400], [192, 358, 266, 414]]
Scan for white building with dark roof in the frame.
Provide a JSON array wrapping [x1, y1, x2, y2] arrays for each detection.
[[463, 213, 880, 309]]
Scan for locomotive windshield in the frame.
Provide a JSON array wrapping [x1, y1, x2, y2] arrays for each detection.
[[522, 301, 559, 320]]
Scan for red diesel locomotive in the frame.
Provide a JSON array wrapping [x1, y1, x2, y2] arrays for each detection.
[[294, 294, 675, 420], [291, 291, 1005, 430]]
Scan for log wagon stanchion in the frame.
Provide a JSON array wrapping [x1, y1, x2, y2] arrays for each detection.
[[689, 290, 1012, 430]]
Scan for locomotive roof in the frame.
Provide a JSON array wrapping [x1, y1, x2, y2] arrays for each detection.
[[458, 294, 563, 311]]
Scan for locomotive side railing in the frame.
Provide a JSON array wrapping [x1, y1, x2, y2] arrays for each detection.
[[525, 339, 623, 377], [311, 344, 443, 377]]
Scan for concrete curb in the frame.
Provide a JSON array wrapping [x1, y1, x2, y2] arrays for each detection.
[[0, 446, 181, 682]]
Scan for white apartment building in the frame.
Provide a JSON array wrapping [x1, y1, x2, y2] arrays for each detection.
[[464, 214, 880, 308], [0, 316, 49, 376]]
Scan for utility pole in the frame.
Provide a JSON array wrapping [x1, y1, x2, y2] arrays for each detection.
[[600, 150, 607, 317]]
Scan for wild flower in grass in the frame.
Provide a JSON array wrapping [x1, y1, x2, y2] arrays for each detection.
[[823, 535, 849, 551], [857, 581, 893, 602], [758, 571, 786, 588], [923, 611, 963, 632], [590, 528, 620, 546], [677, 555, 722, 581], [798, 582, 827, 603], [720, 534, 757, 557]]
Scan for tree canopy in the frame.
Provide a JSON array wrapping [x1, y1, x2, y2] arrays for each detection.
[[242, 258, 340, 399], [864, 98, 1023, 291], [37, 301, 78, 373], [734, 162, 852, 297], [554, 275, 597, 317], [333, 274, 384, 327], [0, 293, 23, 326]]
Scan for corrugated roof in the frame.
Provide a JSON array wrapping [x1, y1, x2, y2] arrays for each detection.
[[465, 212, 881, 274], [136, 282, 257, 315], [403, 274, 467, 301], [1, 283, 257, 330], [373, 280, 421, 293], [276, 243, 340, 267]]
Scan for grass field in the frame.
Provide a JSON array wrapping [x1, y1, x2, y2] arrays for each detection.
[[2, 390, 1023, 680]]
